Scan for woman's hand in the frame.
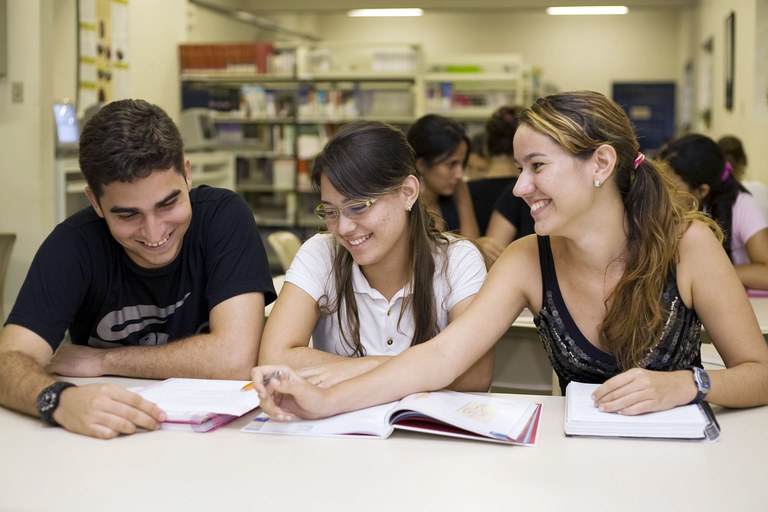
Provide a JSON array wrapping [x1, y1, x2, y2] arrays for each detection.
[[250, 365, 337, 421], [591, 368, 698, 415], [297, 357, 386, 388]]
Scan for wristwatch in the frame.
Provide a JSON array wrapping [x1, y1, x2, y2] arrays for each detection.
[[36, 381, 76, 426], [687, 366, 711, 405]]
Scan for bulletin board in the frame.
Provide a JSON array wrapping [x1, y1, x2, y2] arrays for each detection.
[[77, 0, 130, 115]]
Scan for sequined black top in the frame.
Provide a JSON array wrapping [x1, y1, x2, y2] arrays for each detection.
[[534, 236, 702, 394]]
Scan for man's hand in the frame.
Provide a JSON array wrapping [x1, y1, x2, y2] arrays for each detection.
[[54, 384, 166, 439], [47, 342, 105, 377]]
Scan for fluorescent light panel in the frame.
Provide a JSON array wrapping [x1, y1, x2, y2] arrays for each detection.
[[547, 6, 629, 15], [347, 8, 423, 17]]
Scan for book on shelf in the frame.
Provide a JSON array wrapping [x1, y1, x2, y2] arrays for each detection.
[[134, 378, 261, 433], [564, 382, 720, 441], [241, 389, 542, 446]]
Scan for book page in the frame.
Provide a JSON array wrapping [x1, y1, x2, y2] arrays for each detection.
[[242, 402, 396, 438], [388, 391, 541, 443], [136, 378, 260, 421]]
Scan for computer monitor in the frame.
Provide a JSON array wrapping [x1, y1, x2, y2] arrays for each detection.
[[53, 102, 79, 156], [180, 108, 217, 151]]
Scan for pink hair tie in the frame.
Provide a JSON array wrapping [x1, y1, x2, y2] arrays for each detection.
[[632, 152, 645, 170], [721, 161, 733, 182]]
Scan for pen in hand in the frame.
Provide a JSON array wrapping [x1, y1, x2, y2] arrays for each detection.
[[241, 370, 282, 392]]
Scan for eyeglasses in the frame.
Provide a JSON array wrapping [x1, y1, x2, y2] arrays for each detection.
[[314, 198, 379, 221]]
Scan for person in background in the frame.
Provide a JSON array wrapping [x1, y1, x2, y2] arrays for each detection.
[[470, 105, 535, 264], [258, 121, 493, 391], [660, 134, 768, 294], [0, 99, 276, 438], [251, 90, 768, 421], [717, 135, 768, 220], [480, 183, 536, 265], [468, 106, 522, 235], [407, 115, 480, 238], [465, 132, 488, 181]]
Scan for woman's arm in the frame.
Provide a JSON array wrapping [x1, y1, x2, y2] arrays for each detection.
[[258, 283, 334, 367], [477, 211, 518, 265], [687, 222, 768, 407], [453, 180, 481, 238], [444, 295, 495, 392], [735, 228, 768, 290], [595, 220, 768, 413], [259, 283, 392, 387], [252, 238, 538, 419]]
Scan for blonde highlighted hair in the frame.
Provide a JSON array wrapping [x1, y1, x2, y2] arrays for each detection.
[[520, 91, 721, 369]]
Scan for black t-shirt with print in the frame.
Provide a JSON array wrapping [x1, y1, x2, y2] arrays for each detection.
[[7, 185, 276, 349]]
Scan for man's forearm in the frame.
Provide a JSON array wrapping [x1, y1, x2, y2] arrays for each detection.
[[94, 333, 256, 380], [0, 350, 56, 417]]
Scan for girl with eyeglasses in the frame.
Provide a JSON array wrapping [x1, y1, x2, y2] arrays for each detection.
[[257, 121, 494, 391]]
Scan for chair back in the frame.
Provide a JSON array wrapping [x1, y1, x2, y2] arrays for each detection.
[[0, 233, 17, 321], [267, 231, 302, 273]]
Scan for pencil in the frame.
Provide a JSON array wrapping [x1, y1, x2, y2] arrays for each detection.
[[241, 370, 282, 391]]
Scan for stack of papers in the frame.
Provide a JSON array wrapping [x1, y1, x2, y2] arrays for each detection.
[[135, 378, 261, 432], [564, 382, 720, 441]]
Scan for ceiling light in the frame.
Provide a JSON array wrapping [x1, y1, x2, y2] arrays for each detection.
[[347, 8, 424, 17], [546, 6, 629, 15]]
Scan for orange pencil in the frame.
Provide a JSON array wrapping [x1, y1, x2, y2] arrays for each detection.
[[241, 370, 282, 391]]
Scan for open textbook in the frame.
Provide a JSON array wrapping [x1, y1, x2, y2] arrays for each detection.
[[134, 378, 261, 432], [242, 390, 542, 445], [564, 382, 720, 441]]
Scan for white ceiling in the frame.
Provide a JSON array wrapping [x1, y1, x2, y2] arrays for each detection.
[[194, 0, 699, 15]]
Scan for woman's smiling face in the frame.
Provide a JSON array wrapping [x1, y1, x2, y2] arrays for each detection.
[[319, 174, 412, 272]]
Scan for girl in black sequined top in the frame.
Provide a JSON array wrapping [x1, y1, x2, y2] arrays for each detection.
[[250, 91, 768, 421]]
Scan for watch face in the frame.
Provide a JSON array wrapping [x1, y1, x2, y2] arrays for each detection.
[[694, 367, 711, 391], [38, 390, 57, 412]]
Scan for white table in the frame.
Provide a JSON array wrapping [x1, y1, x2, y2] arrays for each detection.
[[0, 376, 766, 512], [749, 297, 768, 334]]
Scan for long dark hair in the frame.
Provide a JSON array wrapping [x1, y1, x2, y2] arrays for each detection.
[[407, 114, 470, 167], [659, 133, 746, 259], [311, 121, 451, 357], [519, 91, 721, 369]]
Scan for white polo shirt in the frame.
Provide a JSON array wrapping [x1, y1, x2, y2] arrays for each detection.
[[285, 233, 487, 356]]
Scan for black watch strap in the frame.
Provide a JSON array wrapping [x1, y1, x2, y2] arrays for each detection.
[[36, 381, 76, 426]]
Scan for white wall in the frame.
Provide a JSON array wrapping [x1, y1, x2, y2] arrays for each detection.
[[0, 0, 54, 318], [128, 0, 187, 121], [686, 0, 768, 183], [310, 10, 681, 96]]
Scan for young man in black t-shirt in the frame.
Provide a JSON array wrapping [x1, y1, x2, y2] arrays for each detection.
[[0, 99, 276, 438]]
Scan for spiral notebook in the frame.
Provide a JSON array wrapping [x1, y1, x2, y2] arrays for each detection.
[[564, 382, 720, 441]]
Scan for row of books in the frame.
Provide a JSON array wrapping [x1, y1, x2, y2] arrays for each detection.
[[179, 42, 275, 73], [134, 378, 719, 443]]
